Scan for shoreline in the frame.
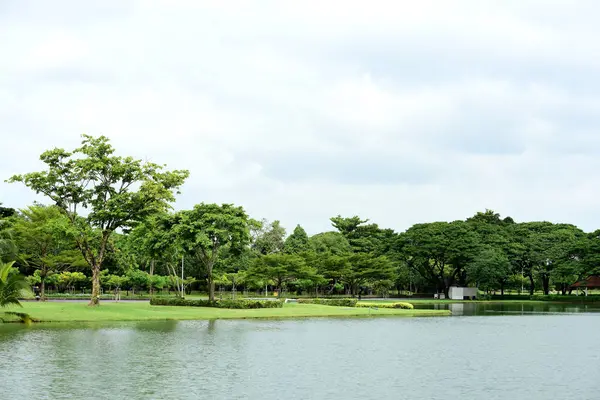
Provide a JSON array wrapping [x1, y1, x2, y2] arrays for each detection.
[[1, 302, 451, 324]]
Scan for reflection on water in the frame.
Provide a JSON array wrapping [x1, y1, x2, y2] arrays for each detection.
[[1, 305, 600, 400], [414, 301, 600, 316]]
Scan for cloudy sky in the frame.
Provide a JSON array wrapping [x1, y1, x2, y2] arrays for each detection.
[[2, 0, 600, 234]]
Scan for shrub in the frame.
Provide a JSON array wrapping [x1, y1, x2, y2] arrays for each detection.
[[357, 302, 414, 309], [150, 297, 283, 309], [297, 298, 357, 307]]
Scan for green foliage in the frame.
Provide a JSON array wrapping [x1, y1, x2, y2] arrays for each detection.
[[398, 220, 480, 296], [0, 260, 31, 307], [8, 135, 189, 305], [150, 297, 284, 308], [467, 247, 511, 292], [0, 216, 17, 261], [246, 253, 321, 293], [310, 232, 352, 255], [170, 203, 251, 301], [284, 225, 312, 254], [297, 298, 357, 307], [253, 219, 286, 255], [357, 302, 414, 309], [126, 269, 150, 291], [330, 215, 390, 254]]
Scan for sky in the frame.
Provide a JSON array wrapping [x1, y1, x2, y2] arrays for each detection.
[[2, 0, 600, 235]]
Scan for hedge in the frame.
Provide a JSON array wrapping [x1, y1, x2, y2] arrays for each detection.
[[297, 298, 358, 307], [357, 302, 414, 309], [149, 297, 283, 309], [530, 294, 600, 303]]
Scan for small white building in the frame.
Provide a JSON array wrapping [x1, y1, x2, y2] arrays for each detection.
[[449, 286, 478, 300]]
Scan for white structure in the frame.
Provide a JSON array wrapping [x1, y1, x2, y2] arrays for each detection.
[[449, 286, 478, 300]]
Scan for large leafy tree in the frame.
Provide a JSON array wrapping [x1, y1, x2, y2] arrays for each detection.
[[170, 203, 251, 301], [252, 219, 286, 255], [310, 231, 352, 256], [466, 247, 512, 294], [13, 204, 85, 300], [507, 222, 585, 295], [340, 253, 395, 296], [330, 215, 382, 253], [284, 225, 312, 254], [8, 135, 189, 305], [399, 221, 480, 298], [246, 253, 319, 295]]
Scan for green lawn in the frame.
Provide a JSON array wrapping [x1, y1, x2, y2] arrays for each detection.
[[1, 301, 450, 323]]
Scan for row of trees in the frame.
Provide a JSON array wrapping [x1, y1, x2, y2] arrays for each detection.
[[1, 136, 599, 305]]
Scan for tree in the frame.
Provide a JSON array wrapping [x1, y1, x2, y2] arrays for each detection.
[[252, 219, 286, 255], [466, 247, 511, 294], [309, 232, 352, 256], [340, 253, 395, 296], [8, 135, 189, 305], [0, 204, 16, 219], [330, 215, 388, 254], [0, 215, 16, 262], [247, 253, 319, 295], [171, 203, 251, 301], [507, 222, 585, 295], [13, 204, 84, 300], [399, 221, 480, 298], [284, 225, 312, 254]]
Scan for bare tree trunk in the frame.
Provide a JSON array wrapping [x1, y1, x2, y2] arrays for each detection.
[[443, 285, 450, 299], [40, 279, 46, 301], [529, 275, 535, 295], [89, 265, 100, 306], [149, 259, 155, 296], [208, 279, 215, 301], [542, 276, 550, 295]]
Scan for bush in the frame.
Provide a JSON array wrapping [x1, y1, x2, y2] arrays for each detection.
[[530, 294, 600, 303], [150, 297, 284, 309], [297, 298, 358, 307], [356, 302, 414, 309]]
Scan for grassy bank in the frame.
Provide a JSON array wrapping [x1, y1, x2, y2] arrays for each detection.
[[1, 301, 450, 323]]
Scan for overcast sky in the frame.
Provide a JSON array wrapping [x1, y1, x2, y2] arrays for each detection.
[[2, 0, 600, 234]]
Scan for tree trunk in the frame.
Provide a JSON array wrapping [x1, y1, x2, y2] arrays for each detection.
[[149, 259, 155, 296], [89, 265, 101, 306], [208, 276, 215, 301], [528, 275, 535, 295], [443, 285, 450, 299], [542, 276, 550, 295], [500, 284, 505, 297], [40, 279, 47, 301]]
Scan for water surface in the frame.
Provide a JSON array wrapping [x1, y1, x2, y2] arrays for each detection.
[[1, 305, 599, 400]]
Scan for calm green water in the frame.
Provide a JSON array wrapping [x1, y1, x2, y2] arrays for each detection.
[[413, 301, 600, 315], [1, 304, 599, 400]]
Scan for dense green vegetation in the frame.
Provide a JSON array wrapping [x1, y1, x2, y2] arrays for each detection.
[[2, 135, 599, 308]]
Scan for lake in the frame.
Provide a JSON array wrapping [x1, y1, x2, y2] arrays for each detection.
[[1, 303, 599, 400]]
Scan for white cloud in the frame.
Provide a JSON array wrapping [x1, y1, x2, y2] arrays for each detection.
[[2, 0, 600, 234]]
